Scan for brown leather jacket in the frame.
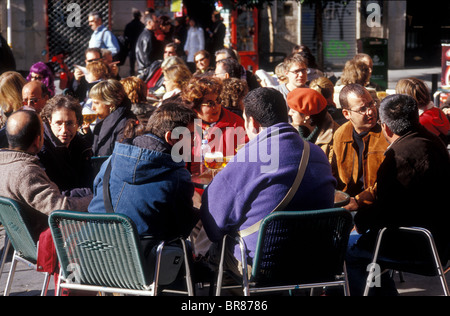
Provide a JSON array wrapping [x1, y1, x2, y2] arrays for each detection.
[[331, 121, 389, 205]]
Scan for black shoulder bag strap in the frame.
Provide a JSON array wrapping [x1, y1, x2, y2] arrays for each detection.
[[103, 160, 114, 213]]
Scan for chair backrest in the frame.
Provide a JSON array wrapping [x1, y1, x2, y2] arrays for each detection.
[[0, 197, 39, 263], [375, 227, 446, 277], [252, 208, 353, 286], [48, 211, 150, 290]]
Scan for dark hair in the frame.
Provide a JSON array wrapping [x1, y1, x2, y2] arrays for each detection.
[[6, 110, 42, 150], [146, 102, 196, 140], [41, 95, 84, 126], [216, 58, 242, 79], [379, 94, 420, 136], [339, 83, 369, 110], [243, 87, 289, 127]]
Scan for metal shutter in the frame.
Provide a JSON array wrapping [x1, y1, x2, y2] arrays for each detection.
[[47, 0, 110, 69], [301, 1, 357, 69]]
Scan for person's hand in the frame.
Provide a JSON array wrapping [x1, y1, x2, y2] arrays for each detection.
[[81, 122, 91, 135], [343, 197, 360, 212], [74, 68, 84, 81]]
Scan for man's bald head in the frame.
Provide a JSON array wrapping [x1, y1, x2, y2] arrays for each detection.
[[22, 81, 49, 113], [6, 110, 43, 153]]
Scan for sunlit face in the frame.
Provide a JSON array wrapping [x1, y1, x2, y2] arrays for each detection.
[[195, 54, 210, 72], [286, 62, 308, 89], [88, 16, 102, 31], [49, 108, 79, 147], [22, 84, 48, 114], [195, 94, 221, 124], [164, 46, 177, 60], [342, 91, 378, 134], [288, 108, 305, 127], [91, 99, 111, 120]]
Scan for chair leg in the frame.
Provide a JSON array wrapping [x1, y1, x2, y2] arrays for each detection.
[[40, 273, 51, 296], [4, 251, 18, 296], [0, 238, 11, 281]]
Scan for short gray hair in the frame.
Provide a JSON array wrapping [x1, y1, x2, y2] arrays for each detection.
[[379, 94, 420, 136]]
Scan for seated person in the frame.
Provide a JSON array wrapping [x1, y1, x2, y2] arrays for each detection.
[[0, 110, 92, 241], [81, 79, 136, 157], [287, 88, 340, 164], [396, 78, 450, 145], [181, 76, 247, 174], [200, 87, 337, 277], [88, 102, 198, 241], [26, 62, 56, 97], [22, 81, 50, 114], [39, 95, 94, 193], [332, 84, 389, 211], [70, 48, 103, 103], [347, 94, 450, 296]]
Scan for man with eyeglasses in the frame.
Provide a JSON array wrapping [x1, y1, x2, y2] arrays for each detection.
[[22, 81, 50, 114], [70, 48, 103, 103], [332, 84, 389, 211], [273, 54, 308, 110]]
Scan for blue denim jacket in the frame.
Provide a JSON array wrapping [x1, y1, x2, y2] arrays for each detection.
[[88, 137, 196, 240]]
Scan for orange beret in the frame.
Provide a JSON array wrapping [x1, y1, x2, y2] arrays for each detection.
[[287, 88, 328, 116]]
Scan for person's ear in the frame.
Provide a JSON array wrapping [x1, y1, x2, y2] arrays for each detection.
[[165, 130, 175, 146]]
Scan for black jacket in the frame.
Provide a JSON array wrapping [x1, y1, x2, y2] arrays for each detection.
[[136, 28, 162, 80], [85, 98, 136, 157], [38, 123, 93, 193], [355, 127, 450, 255]]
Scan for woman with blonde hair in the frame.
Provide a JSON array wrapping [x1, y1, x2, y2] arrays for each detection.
[[396, 77, 450, 144], [162, 64, 192, 103], [0, 71, 27, 127], [83, 79, 136, 156]]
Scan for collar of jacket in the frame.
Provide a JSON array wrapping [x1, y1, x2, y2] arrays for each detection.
[[339, 121, 383, 143]]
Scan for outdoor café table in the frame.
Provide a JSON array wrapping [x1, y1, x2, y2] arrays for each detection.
[[191, 170, 351, 208]]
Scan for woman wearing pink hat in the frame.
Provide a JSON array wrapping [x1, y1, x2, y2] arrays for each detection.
[[287, 87, 341, 164]]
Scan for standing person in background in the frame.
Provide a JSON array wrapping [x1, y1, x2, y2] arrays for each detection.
[[184, 18, 205, 73], [88, 11, 120, 57], [124, 10, 145, 76], [136, 14, 162, 81], [89, 12, 120, 56], [206, 12, 226, 57]]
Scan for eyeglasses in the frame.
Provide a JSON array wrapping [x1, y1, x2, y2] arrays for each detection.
[[288, 68, 307, 76], [51, 121, 79, 130], [30, 75, 43, 81], [195, 57, 207, 64], [23, 98, 42, 106], [201, 100, 219, 108], [347, 102, 377, 116], [86, 57, 102, 63]]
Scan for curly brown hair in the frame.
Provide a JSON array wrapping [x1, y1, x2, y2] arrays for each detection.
[[220, 78, 248, 111], [181, 76, 222, 111]]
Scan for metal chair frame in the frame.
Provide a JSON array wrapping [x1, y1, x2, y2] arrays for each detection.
[[0, 197, 51, 296], [364, 227, 450, 296], [49, 211, 194, 296], [216, 209, 353, 296]]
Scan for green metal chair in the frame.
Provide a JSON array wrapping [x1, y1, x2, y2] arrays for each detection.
[[0, 197, 51, 296], [216, 208, 354, 296], [48, 211, 194, 296]]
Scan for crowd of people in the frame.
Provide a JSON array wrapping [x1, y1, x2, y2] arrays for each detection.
[[0, 8, 450, 296]]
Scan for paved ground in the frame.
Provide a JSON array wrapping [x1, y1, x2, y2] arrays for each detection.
[[1, 225, 449, 297]]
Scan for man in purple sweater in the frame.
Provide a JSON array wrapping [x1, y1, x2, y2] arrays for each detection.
[[200, 87, 337, 277]]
